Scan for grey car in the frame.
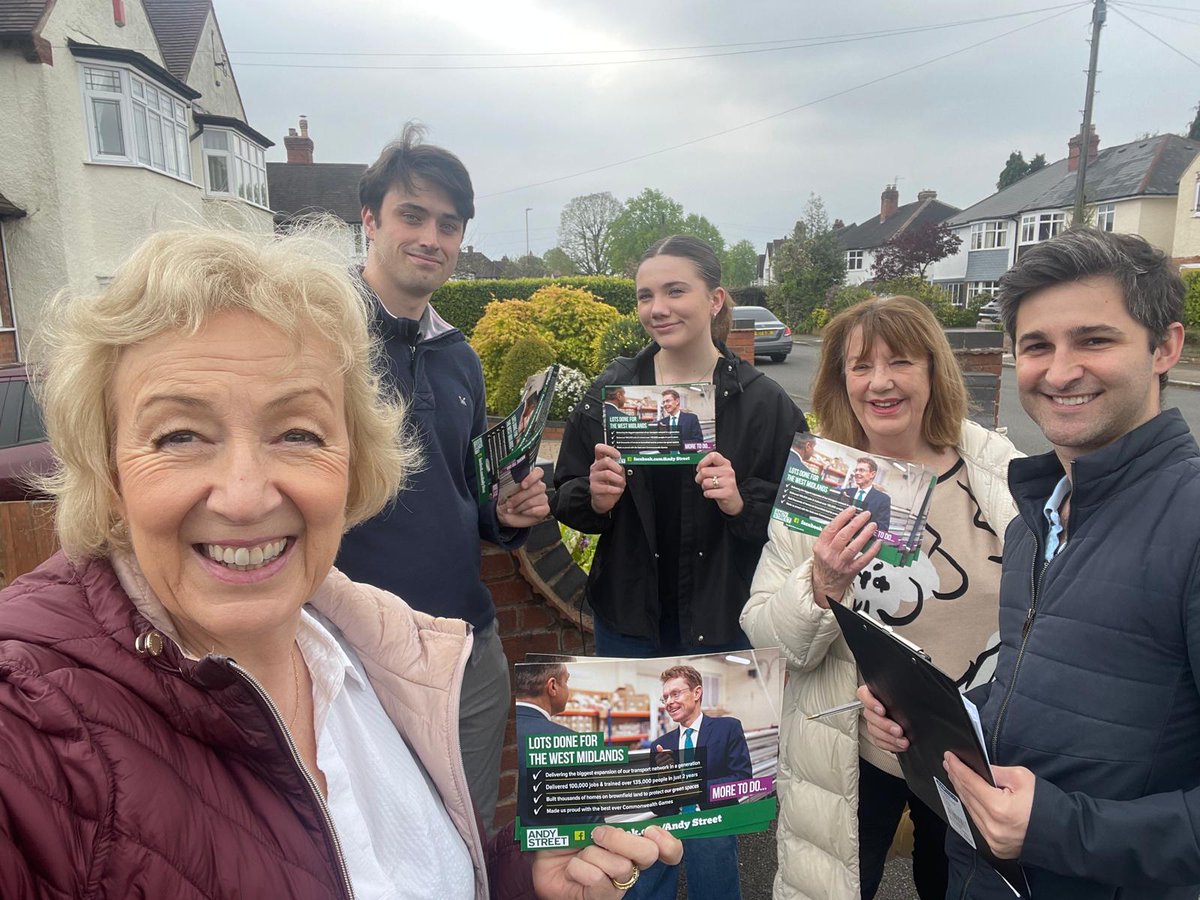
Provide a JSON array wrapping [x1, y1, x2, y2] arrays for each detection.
[[733, 306, 793, 363]]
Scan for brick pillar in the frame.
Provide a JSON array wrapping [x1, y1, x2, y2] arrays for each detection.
[[944, 329, 1004, 429], [483, 541, 588, 828], [726, 326, 755, 364]]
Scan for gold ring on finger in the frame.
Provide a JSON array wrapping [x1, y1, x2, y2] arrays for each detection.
[[610, 863, 640, 890], [711, 475, 720, 488]]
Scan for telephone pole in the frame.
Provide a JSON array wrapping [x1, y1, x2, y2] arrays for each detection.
[[1073, 0, 1106, 224]]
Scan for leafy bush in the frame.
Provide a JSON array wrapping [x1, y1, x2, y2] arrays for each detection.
[[1183, 270, 1200, 329], [492, 336, 557, 415], [471, 300, 556, 389], [526, 285, 622, 375], [592, 314, 649, 371], [550, 366, 589, 420], [432, 276, 636, 336]]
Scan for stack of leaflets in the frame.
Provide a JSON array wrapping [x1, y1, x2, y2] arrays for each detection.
[[513, 649, 782, 852], [770, 433, 936, 567], [602, 382, 715, 465], [472, 365, 559, 504]]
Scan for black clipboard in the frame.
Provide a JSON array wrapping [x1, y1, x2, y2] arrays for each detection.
[[830, 601, 1031, 898]]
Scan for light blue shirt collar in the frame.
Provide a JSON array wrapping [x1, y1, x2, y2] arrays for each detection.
[[1042, 475, 1072, 562]]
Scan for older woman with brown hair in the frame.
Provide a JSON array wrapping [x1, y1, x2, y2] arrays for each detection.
[[0, 228, 678, 899], [741, 295, 1021, 900]]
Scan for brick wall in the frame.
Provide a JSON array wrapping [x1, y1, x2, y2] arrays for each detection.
[[482, 541, 588, 828]]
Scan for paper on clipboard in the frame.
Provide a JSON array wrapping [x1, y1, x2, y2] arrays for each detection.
[[829, 601, 1029, 898]]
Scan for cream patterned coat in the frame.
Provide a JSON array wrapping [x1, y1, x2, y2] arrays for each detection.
[[740, 421, 1019, 900]]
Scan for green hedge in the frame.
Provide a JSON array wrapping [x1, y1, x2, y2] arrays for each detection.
[[1184, 270, 1200, 330], [432, 276, 636, 336]]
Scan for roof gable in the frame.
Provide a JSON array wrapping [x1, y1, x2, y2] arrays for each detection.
[[266, 162, 368, 222], [142, 0, 211, 82], [835, 198, 960, 251], [950, 134, 1200, 225]]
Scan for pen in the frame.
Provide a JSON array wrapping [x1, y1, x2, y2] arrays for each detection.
[[807, 700, 864, 720]]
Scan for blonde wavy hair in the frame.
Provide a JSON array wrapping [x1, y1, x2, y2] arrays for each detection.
[[29, 226, 416, 560], [812, 295, 967, 450]]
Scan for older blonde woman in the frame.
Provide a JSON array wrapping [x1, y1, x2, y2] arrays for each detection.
[[741, 296, 1021, 900], [0, 229, 678, 899]]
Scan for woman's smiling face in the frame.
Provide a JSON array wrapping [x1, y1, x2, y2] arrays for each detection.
[[843, 326, 931, 454], [110, 309, 351, 650]]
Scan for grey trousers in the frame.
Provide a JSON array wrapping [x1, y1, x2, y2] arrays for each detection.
[[458, 619, 510, 837]]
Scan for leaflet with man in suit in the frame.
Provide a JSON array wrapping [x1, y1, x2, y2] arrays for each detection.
[[513, 649, 782, 852], [602, 383, 716, 465]]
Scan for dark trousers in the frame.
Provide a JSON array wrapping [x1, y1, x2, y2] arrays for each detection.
[[857, 758, 948, 900]]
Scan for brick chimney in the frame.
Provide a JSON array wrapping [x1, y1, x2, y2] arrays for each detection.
[[880, 184, 899, 223], [285, 116, 314, 164], [917, 189, 937, 202], [832, 218, 845, 230], [1067, 127, 1099, 173]]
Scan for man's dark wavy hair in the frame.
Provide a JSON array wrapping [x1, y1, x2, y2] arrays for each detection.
[[358, 122, 475, 223]]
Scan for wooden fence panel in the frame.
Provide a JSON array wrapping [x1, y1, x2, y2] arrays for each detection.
[[0, 501, 59, 590]]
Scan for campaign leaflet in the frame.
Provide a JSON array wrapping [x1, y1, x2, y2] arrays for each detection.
[[602, 383, 716, 465], [771, 433, 936, 567], [513, 648, 782, 851], [472, 365, 559, 504]]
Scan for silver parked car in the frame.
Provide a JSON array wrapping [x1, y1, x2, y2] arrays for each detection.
[[734, 306, 793, 363]]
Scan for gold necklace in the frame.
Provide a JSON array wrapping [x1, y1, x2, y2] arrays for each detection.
[[654, 351, 719, 385], [288, 644, 302, 731]]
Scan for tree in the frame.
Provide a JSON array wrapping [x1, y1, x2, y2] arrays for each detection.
[[542, 246, 578, 277], [722, 239, 759, 288], [1188, 102, 1200, 141], [870, 221, 962, 281], [498, 254, 548, 279], [996, 150, 1046, 190], [606, 188, 725, 275], [768, 194, 846, 330], [557, 192, 622, 275]]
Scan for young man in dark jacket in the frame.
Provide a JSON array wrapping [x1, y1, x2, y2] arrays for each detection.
[[862, 228, 1200, 899], [334, 125, 549, 835]]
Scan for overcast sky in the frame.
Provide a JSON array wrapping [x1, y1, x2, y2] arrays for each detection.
[[215, 0, 1200, 261]]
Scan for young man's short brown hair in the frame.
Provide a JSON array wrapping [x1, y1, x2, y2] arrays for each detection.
[[358, 122, 475, 223]]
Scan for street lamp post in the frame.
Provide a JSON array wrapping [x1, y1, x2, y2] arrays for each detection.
[[525, 207, 532, 259]]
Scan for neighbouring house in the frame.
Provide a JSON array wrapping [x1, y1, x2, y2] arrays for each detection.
[[454, 246, 502, 280], [834, 186, 960, 287], [754, 236, 791, 287], [1171, 149, 1200, 272], [265, 117, 369, 263], [0, 0, 275, 362], [937, 129, 1200, 305]]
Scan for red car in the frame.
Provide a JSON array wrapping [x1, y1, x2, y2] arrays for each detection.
[[0, 364, 54, 501]]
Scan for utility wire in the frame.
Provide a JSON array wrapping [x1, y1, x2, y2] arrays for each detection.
[[229, 7, 1085, 70], [1110, 5, 1200, 66], [477, 4, 1085, 199], [1112, 0, 1200, 24], [226, 6, 1083, 60]]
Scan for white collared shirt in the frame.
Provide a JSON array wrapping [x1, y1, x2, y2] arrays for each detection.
[[298, 609, 474, 900], [516, 700, 554, 721], [678, 711, 705, 747]]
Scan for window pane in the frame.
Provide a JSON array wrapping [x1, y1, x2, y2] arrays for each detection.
[[85, 67, 121, 92], [176, 124, 191, 178], [207, 153, 230, 192], [148, 112, 164, 168], [131, 79, 144, 99], [92, 99, 125, 156], [133, 106, 150, 164], [162, 120, 178, 174], [203, 130, 229, 150]]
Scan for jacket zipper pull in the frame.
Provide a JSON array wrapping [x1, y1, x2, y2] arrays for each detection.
[[1022, 607, 1036, 639]]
